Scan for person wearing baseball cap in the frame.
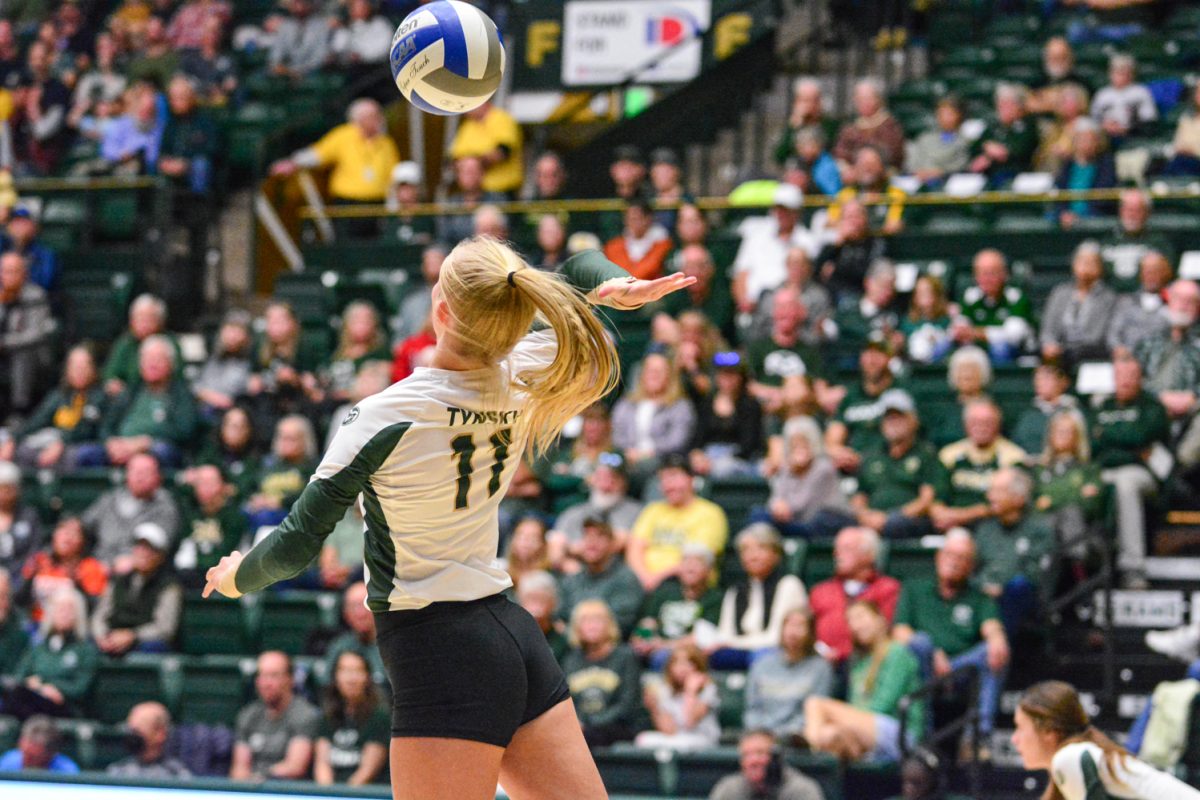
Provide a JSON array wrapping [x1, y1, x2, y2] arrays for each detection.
[[648, 147, 690, 230], [850, 389, 944, 539], [384, 161, 435, 244], [92, 521, 182, 656], [610, 145, 646, 201], [731, 181, 820, 316], [626, 453, 728, 592], [0, 198, 58, 295], [826, 328, 903, 474]]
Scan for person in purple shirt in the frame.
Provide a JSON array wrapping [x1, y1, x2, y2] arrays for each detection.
[[0, 716, 80, 774], [100, 82, 163, 174]]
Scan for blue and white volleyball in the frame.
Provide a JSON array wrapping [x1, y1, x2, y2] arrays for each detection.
[[389, 0, 505, 116]]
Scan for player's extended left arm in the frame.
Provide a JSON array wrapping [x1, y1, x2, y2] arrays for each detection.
[[559, 249, 695, 309], [229, 420, 411, 596]]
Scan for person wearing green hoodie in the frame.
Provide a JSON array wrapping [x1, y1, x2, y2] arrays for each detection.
[[6, 588, 98, 719], [1091, 356, 1169, 589]]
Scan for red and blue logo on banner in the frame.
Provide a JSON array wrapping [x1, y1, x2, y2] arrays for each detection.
[[645, 9, 700, 46]]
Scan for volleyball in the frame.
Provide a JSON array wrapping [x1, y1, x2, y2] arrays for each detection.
[[389, 0, 505, 116]]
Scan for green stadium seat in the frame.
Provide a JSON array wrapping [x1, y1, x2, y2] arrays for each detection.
[[329, 275, 393, 319], [920, 214, 988, 235], [301, 242, 425, 275], [44, 468, 120, 515], [274, 272, 332, 325], [673, 747, 740, 797], [95, 192, 139, 241], [992, 214, 1056, 234], [89, 723, 133, 770], [175, 656, 255, 725], [592, 745, 667, 795], [253, 591, 339, 655], [714, 672, 747, 731], [704, 475, 770, 535], [784, 752, 844, 800], [180, 595, 251, 656], [89, 657, 165, 724], [0, 714, 18, 754], [784, 538, 807, 580], [800, 539, 836, 587], [882, 540, 938, 582]]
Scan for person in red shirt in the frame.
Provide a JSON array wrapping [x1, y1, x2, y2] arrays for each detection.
[[19, 516, 107, 623], [808, 526, 899, 661]]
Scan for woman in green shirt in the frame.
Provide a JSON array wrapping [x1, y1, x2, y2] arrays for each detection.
[[7, 588, 98, 719], [1033, 410, 1105, 554], [314, 650, 390, 786], [804, 599, 924, 763]]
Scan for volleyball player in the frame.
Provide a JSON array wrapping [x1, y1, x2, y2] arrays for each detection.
[[204, 237, 694, 799]]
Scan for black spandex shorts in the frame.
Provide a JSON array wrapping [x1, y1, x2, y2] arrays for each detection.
[[373, 592, 571, 747]]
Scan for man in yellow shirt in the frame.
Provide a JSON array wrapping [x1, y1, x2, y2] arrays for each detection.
[[448, 99, 523, 196], [627, 454, 728, 591], [271, 98, 399, 204]]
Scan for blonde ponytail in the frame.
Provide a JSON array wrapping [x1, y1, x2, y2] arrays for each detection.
[[438, 236, 620, 456]]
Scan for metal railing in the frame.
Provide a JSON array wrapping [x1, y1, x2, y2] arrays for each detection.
[[897, 661, 983, 797], [295, 184, 1200, 220]]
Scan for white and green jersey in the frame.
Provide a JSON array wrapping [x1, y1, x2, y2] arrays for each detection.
[[1050, 742, 1200, 800], [233, 252, 629, 612]]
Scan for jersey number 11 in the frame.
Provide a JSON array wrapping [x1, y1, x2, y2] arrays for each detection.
[[450, 428, 512, 510]]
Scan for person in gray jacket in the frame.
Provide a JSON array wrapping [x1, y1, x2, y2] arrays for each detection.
[[557, 518, 644, 637], [82, 452, 180, 567], [709, 729, 826, 800], [905, 96, 970, 190], [1039, 241, 1117, 367], [744, 607, 835, 745], [0, 251, 56, 421], [611, 352, 697, 485]]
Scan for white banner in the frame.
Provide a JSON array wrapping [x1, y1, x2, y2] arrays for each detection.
[[561, 1, 712, 86]]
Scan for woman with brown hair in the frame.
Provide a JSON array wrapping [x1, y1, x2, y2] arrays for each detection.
[[804, 599, 924, 763], [1013, 680, 1200, 799], [635, 642, 720, 751]]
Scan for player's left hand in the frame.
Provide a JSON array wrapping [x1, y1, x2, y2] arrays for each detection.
[[595, 273, 696, 310], [203, 551, 245, 599]]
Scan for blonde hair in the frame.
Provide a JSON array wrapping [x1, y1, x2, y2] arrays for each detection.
[[334, 300, 386, 360], [629, 352, 685, 406], [1042, 409, 1091, 464], [40, 588, 88, 641], [568, 599, 620, 650], [438, 237, 619, 456]]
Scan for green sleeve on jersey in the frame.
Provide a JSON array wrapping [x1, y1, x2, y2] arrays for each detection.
[[560, 250, 630, 293], [1078, 751, 1108, 800], [234, 421, 412, 594]]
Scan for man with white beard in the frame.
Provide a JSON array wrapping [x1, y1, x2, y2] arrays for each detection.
[[547, 453, 643, 573]]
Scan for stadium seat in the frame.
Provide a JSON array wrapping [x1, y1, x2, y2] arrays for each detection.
[[800, 539, 836, 587], [0, 714, 18, 754], [95, 192, 140, 241], [252, 591, 339, 655], [882, 540, 938, 582], [592, 744, 668, 796], [44, 468, 120, 515], [704, 475, 770, 535], [672, 748, 741, 797], [180, 595, 252, 656], [714, 672, 747, 731], [174, 656, 256, 726], [89, 657, 166, 724]]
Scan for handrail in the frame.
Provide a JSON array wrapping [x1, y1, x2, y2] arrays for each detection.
[[897, 661, 982, 795], [1046, 521, 1116, 703], [296, 185, 1200, 219], [13, 176, 164, 192]]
